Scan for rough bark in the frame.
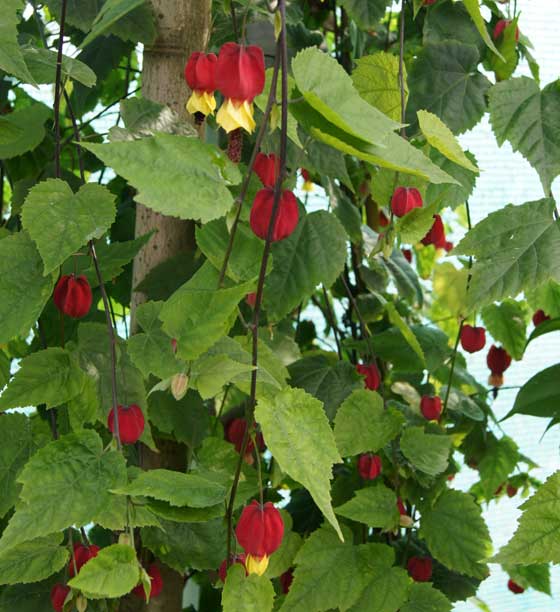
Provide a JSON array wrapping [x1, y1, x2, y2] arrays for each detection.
[[122, 2, 212, 611]]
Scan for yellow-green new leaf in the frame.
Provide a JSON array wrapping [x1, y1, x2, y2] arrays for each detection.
[[222, 565, 275, 612], [463, 0, 504, 60]]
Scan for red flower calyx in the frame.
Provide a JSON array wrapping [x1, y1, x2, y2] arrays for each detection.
[[185, 52, 217, 117], [132, 564, 164, 601], [356, 363, 381, 391], [357, 453, 382, 480], [254, 152, 280, 188], [235, 500, 284, 574], [391, 187, 423, 218], [53, 274, 92, 319], [68, 542, 100, 577], [421, 214, 446, 249], [107, 404, 145, 445], [50, 583, 71, 612], [407, 556, 433, 582], [219, 553, 247, 583], [301, 168, 314, 192], [532, 309, 550, 327], [420, 395, 442, 421], [494, 19, 519, 41], [250, 188, 299, 242], [215, 43, 265, 134], [460, 325, 486, 353], [507, 579, 524, 594]]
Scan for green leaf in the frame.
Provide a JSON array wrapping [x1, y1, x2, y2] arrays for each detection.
[[263, 210, 347, 321], [141, 518, 226, 572], [335, 484, 399, 531], [493, 470, 560, 565], [0, 105, 50, 159], [383, 250, 423, 307], [113, 469, 228, 508], [0, 0, 37, 84], [0, 534, 68, 585], [348, 564, 409, 612], [306, 141, 354, 192], [334, 389, 404, 457], [406, 41, 491, 135], [0, 347, 86, 411], [462, 0, 504, 60], [443, 387, 484, 422], [292, 47, 400, 146], [127, 300, 181, 379], [424, 1, 483, 51], [190, 353, 254, 399], [386, 302, 425, 365], [22, 48, 96, 87], [526, 279, 560, 318], [400, 583, 452, 612], [417, 110, 478, 173], [0, 431, 127, 553], [352, 52, 407, 122], [488, 18, 519, 81], [0, 413, 49, 518], [395, 199, 440, 245], [481, 300, 527, 360], [159, 262, 254, 362], [44, 0, 103, 31], [81, 134, 240, 222], [265, 529, 303, 579], [104, 1, 155, 46], [0, 577, 57, 612], [338, 0, 391, 30], [255, 387, 343, 539], [196, 219, 266, 283], [503, 364, 560, 420], [400, 427, 451, 477], [419, 489, 491, 578], [288, 355, 363, 420], [22, 180, 116, 274], [222, 565, 275, 612], [505, 563, 551, 595], [81, 0, 145, 46], [0, 237, 55, 344], [478, 436, 519, 499], [454, 199, 560, 308], [488, 77, 560, 192], [68, 544, 140, 598], [426, 150, 478, 210]]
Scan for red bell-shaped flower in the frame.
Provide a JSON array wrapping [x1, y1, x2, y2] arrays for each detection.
[[132, 564, 164, 600], [225, 418, 265, 456], [357, 453, 382, 480], [254, 152, 280, 188], [107, 404, 145, 445], [460, 325, 486, 353], [235, 500, 284, 559], [53, 274, 92, 318], [246, 292, 257, 308], [420, 395, 442, 421], [532, 309, 550, 327], [391, 187, 423, 218], [356, 363, 381, 391], [508, 579, 524, 594], [506, 484, 518, 497], [494, 19, 519, 41], [215, 43, 265, 134], [402, 248, 413, 263], [421, 214, 446, 248], [487, 345, 512, 375], [407, 557, 433, 582], [68, 543, 100, 577], [50, 583, 70, 612], [218, 553, 247, 583], [185, 51, 218, 117], [250, 188, 299, 242]]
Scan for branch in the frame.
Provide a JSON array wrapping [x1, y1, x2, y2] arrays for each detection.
[[398, 0, 407, 138], [52, 0, 67, 178]]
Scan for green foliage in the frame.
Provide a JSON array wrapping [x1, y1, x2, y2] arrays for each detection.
[[400, 583, 452, 612], [222, 565, 275, 612], [481, 300, 527, 360], [0, 105, 50, 159], [478, 436, 519, 499], [420, 490, 492, 579], [503, 364, 560, 420], [0, 0, 37, 84], [338, 0, 391, 30], [493, 470, 560, 565], [400, 427, 452, 477], [462, 0, 503, 59], [256, 387, 343, 539], [22, 48, 97, 87], [81, 0, 154, 47], [335, 483, 399, 530]]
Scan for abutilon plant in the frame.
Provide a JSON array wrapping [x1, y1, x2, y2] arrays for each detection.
[[390, 186, 423, 218], [250, 188, 299, 241], [53, 274, 93, 318], [184, 51, 217, 121], [460, 324, 486, 353], [107, 404, 145, 444]]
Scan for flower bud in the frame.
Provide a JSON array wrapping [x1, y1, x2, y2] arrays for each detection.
[[421, 214, 446, 249], [420, 395, 442, 421], [532, 309, 550, 327], [76, 594, 88, 612], [246, 292, 257, 308], [171, 372, 189, 401], [235, 500, 284, 558], [396, 498, 413, 527], [250, 188, 299, 242], [494, 19, 519, 41], [50, 583, 71, 612], [460, 325, 486, 353], [508, 579, 524, 594], [506, 484, 518, 498], [53, 274, 92, 318], [391, 187, 423, 218], [254, 153, 280, 188], [407, 557, 433, 582], [356, 363, 381, 391], [68, 543, 100, 577], [107, 404, 145, 445], [357, 453, 382, 480]]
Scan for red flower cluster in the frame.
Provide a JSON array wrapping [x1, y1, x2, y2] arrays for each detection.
[[235, 500, 284, 575], [460, 325, 486, 353], [107, 404, 145, 445], [487, 345, 512, 387], [53, 274, 92, 318], [132, 564, 164, 601], [421, 214, 446, 249], [357, 453, 382, 480], [407, 556, 433, 582], [184, 43, 265, 134], [420, 395, 442, 421], [391, 187, 423, 218], [356, 363, 381, 391]]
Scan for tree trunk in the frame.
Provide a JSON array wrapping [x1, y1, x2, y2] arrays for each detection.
[[123, 2, 212, 611]]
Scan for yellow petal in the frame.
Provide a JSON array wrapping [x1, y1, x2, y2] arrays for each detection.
[[216, 98, 256, 134], [245, 554, 269, 576], [302, 180, 314, 192], [186, 90, 216, 116]]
